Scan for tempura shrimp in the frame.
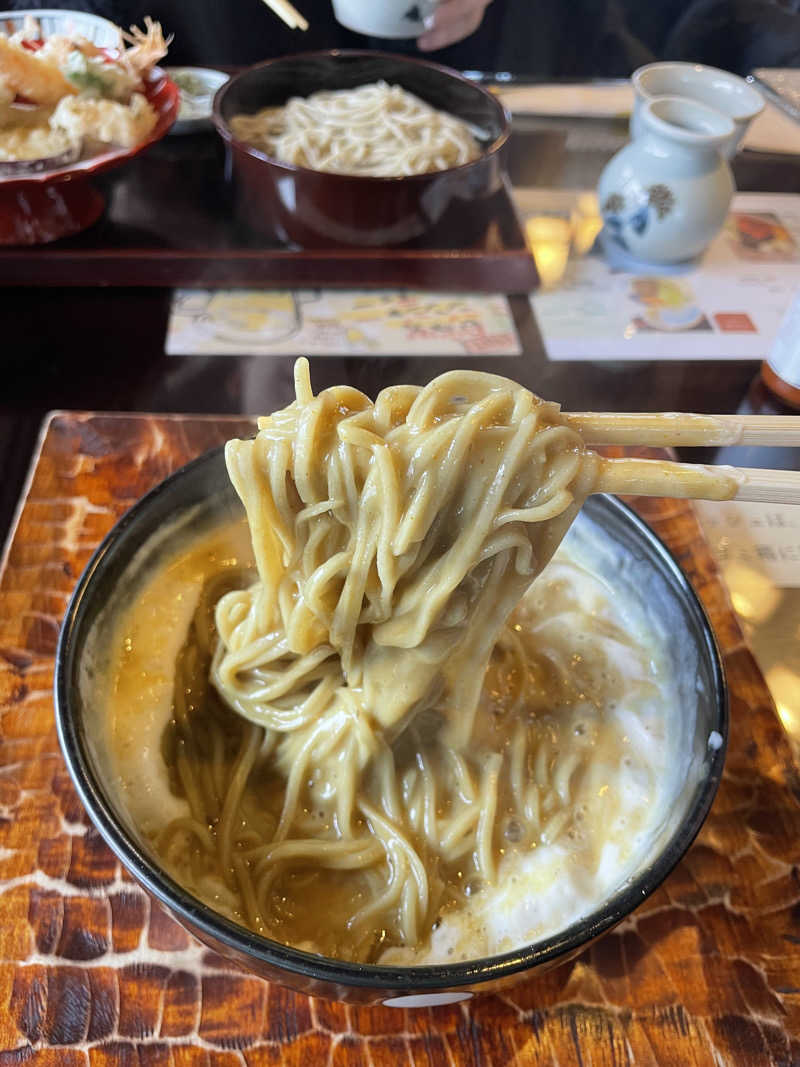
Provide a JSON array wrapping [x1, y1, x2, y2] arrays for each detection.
[[0, 35, 76, 106], [119, 18, 170, 79]]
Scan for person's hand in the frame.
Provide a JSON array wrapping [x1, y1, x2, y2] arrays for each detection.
[[417, 0, 493, 51]]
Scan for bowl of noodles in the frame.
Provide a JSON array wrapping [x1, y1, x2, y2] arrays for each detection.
[[212, 50, 511, 247], [55, 366, 727, 1004]]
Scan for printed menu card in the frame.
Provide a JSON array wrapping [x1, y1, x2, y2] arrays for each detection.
[[531, 193, 800, 362]]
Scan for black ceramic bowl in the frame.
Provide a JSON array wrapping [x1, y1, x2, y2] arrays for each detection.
[[55, 448, 727, 1006], [212, 50, 510, 248]]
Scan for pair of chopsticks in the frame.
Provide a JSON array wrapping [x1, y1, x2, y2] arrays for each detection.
[[565, 412, 800, 505], [261, 0, 308, 30]]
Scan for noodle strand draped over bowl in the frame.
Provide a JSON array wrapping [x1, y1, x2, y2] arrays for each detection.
[[158, 361, 611, 961]]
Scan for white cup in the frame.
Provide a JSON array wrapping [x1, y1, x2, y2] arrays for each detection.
[[331, 0, 438, 38], [631, 61, 764, 159]]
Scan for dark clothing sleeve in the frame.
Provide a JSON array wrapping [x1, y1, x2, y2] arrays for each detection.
[[663, 0, 800, 74], [4, 0, 798, 79], [0, 0, 653, 74], [496, 0, 656, 77]]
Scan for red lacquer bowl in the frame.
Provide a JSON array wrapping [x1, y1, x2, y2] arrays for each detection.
[[0, 67, 178, 245], [213, 51, 511, 249]]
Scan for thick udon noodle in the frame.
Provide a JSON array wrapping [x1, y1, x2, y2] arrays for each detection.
[[153, 362, 626, 961], [229, 81, 481, 177]]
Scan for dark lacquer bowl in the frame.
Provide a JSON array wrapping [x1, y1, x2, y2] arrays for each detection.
[[55, 448, 727, 1006], [212, 50, 511, 248], [0, 67, 178, 245]]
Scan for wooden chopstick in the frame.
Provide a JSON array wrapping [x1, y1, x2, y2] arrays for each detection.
[[566, 412, 800, 448], [261, 0, 308, 30], [562, 410, 800, 504], [594, 457, 800, 505]]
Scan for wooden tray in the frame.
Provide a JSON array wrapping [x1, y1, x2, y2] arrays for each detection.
[[0, 135, 539, 292], [1, 412, 798, 1065]]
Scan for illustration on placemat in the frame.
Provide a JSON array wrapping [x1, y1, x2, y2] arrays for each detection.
[[725, 212, 799, 262], [335, 293, 515, 354], [174, 291, 308, 346], [628, 277, 712, 332], [167, 289, 521, 357], [713, 311, 757, 333]]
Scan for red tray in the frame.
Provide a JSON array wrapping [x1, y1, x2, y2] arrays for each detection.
[[0, 126, 539, 291]]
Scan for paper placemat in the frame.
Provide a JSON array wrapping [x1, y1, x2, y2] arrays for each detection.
[[694, 494, 800, 749], [531, 192, 800, 362], [166, 290, 521, 357], [745, 100, 800, 154], [499, 82, 633, 119], [695, 499, 800, 588], [499, 84, 800, 156]]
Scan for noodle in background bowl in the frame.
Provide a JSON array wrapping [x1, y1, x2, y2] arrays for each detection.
[[54, 447, 727, 1005], [212, 50, 511, 248]]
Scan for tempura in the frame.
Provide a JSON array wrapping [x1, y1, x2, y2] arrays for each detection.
[[0, 16, 169, 165]]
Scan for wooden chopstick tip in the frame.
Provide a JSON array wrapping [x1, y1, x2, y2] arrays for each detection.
[[261, 0, 308, 31]]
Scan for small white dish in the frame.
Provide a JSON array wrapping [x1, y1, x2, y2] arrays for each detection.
[[631, 61, 764, 160], [165, 66, 229, 134]]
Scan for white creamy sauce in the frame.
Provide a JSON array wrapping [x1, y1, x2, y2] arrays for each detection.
[[90, 517, 687, 966], [382, 533, 683, 966]]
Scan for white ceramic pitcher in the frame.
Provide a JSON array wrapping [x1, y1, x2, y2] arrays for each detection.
[[597, 96, 735, 265]]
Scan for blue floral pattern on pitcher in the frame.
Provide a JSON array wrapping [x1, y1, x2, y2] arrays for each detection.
[[602, 185, 675, 252]]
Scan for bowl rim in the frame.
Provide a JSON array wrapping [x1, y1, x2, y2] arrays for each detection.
[[0, 8, 121, 40], [643, 95, 736, 147], [631, 60, 765, 122], [54, 446, 728, 991], [211, 48, 511, 185]]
